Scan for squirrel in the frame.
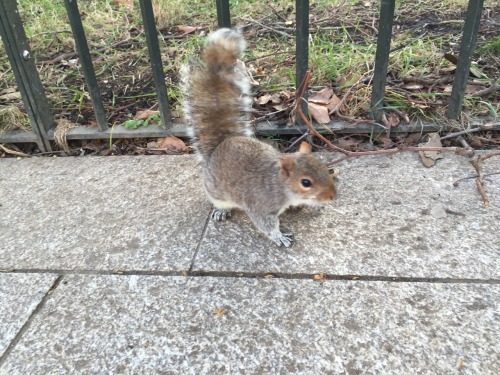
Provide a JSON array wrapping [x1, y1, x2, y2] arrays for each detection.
[[183, 28, 337, 247]]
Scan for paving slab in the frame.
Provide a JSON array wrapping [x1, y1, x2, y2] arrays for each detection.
[[0, 155, 210, 271], [0, 273, 57, 357], [194, 152, 500, 278], [0, 275, 498, 374]]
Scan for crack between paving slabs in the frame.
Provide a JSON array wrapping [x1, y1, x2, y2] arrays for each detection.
[[3, 269, 500, 285], [0, 275, 63, 367]]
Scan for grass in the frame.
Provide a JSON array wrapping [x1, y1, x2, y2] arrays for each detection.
[[0, 0, 499, 135]]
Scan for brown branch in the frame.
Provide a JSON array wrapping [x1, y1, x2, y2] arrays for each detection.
[[108, 101, 139, 122], [468, 151, 500, 206], [0, 144, 31, 157], [479, 150, 500, 163], [440, 124, 496, 140], [297, 103, 350, 155], [469, 82, 500, 98], [453, 171, 500, 186]]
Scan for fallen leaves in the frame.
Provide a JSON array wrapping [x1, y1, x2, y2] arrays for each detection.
[[113, 0, 133, 7], [134, 109, 159, 121], [212, 307, 228, 316], [313, 273, 327, 281], [176, 26, 203, 35], [145, 136, 190, 154], [307, 87, 342, 124], [0, 88, 21, 102], [418, 133, 444, 167]]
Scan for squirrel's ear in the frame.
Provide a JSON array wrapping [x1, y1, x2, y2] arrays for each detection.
[[298, 141, 312, 154], [279, 156, 296, 179]]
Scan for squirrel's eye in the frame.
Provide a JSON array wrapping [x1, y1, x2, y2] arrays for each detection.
[[301, 179, 312, 188]]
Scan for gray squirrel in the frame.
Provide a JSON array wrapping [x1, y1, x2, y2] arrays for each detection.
[[183, 28, 337, 247]]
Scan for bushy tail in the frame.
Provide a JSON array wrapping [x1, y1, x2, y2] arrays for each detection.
[[183, 28, 252, 160]]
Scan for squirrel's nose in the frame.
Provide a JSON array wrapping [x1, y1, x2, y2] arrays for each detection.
[[321, 189, 337, 202]]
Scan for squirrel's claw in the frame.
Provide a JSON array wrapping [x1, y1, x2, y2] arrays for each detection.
[[211, 209, 231, 221], [273, 232, 294, 247]]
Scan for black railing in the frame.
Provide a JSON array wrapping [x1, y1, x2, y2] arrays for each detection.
[[0, 0, 492, 152]]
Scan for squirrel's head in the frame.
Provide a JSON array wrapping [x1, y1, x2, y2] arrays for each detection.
[[279, 142, 337, 204]]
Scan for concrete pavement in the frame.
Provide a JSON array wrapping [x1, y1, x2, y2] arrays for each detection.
[[0, 152, 499, 374]]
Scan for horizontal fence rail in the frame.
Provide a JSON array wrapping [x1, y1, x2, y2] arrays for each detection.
[[0, 0, 495, 151]]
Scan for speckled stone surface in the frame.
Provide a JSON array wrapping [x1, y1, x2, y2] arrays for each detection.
[[0, 273, 57, 357], [0, 155, 210, 271], [0, 275, 498, 374], [193, 152, 500, 278]]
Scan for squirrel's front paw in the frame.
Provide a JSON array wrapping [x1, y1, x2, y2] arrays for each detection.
[[211, 209, 231, 221], [271, 232, 294, 247]]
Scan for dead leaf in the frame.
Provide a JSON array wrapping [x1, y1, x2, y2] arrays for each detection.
[[309, 87, 333, 104], [337, 136, 360, 150], [457, 359, 465, 369], [465, 84, 481, 94], [264, 274, 274, 279], [418, 133, 444, 168], [444, 53, 458, 65], [308, 102, 330, 124], [403, 83, 423, 90], [177, 25, 201, 34], [443, 85, 453, 93], [375, 136, 393, 148], [0, 88, 16, 95], [114, 0, 133, 7], [469, 65, 486, 79], [443, 53, 486, 78], [410, 102, 429, 109], [327, 94, 342, 112], [0, 91, 21, 101], [255, 94, 272, 105], [212, 307, 228, 316], [271, 103, 286, 111], [313, 273, 326, 281], [385, 112, 400, 127], [134, 110, 159, 121], [155, 136, 189, 152]]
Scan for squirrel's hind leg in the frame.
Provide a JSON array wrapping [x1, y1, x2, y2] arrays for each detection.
[[246, 211, 294, 247]]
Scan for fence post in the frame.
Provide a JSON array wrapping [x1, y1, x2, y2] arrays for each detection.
[[447, 0, 485, 119], [216, 0, 231, 28], [370, 0, 396, 123], [139, 0, 173, 129], [64, 0, 108, 131], [295, 0, 309, 126], [0, 0, 54, 151]]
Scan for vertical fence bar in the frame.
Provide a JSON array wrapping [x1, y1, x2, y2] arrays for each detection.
[[370, 0, 396, 122], [216, 0, 231, 28], [447, 0, 485, 119], [64, 0, 108, 131], [295, 0, 309, 125], [139, 0, 172, 129], [0, 0, 53, 151]]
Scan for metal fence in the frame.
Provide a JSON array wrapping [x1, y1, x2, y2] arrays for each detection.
[[0, 0, 488, 152]]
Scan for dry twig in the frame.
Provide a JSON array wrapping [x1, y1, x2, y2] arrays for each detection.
[[469, 82, 500, 98], [469, 151, 500, 206], [440, 124, 496, 140], [0, 144, 31, 157]]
